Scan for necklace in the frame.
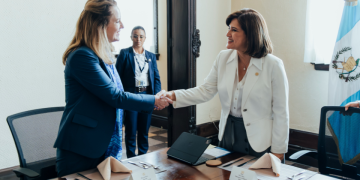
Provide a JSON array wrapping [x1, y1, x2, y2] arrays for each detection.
[[239, 59, 249, 71]]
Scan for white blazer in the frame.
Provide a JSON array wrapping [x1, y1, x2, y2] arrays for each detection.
[[173, 49, 289, 153]]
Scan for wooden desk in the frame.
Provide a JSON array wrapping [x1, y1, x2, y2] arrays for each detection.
[[65, 148, 338, 180], [138, 148, 240, 180]]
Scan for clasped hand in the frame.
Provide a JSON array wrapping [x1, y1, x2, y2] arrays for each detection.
[[344, 101, 360, 111], [154, 90, 174, 110]]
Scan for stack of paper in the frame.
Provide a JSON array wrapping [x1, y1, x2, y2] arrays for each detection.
[[204, 146, 231, 158]]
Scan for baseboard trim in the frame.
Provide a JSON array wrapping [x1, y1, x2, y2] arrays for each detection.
[[289, 129, 318, 150], [196, 120, 319, 150], [0, 165, 19, 178], [151, 114, 168, 129], [196, 120, 219, 138]]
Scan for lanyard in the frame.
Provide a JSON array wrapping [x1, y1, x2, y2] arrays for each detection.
[[134, 55, 148, 73]]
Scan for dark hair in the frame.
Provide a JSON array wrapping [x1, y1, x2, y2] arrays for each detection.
[[226, 8, 273, 58], [131, 26, 146, 36]]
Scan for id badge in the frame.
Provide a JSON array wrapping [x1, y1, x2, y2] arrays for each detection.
[[136, 80, 145, 86]]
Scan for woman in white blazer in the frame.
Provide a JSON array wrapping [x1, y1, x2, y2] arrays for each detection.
[[160, 8, 289, 160]]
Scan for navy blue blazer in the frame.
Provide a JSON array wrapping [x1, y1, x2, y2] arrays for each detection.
[[115, 47, 161, 94], [54, 46, 155, 158]]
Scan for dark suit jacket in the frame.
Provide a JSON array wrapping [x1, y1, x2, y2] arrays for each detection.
[[115, 47, 161, 94], [54, 46, 155, 158]]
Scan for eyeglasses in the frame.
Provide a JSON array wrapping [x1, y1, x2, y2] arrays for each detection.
[[131, 35, 145, 39]]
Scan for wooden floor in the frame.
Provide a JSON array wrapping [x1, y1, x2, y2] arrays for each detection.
[[121, 126, 168, 159]]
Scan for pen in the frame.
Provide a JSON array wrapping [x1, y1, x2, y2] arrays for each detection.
[[223, 158, 244, 167], [237, 157, 257, 167], [77, 173, 91, 180]]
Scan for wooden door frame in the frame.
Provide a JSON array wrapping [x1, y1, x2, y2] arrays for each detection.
[[166, 0, 200, 146]]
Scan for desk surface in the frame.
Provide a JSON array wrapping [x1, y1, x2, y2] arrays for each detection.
[[140, 148, 237, 180], [66, 148, 337, 180]]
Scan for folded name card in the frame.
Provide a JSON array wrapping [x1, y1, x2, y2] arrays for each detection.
[[249, 153, 281, 177], [229, 166, 257, 180], [130, 168, 157, 180], [97, 156, 132, 180]]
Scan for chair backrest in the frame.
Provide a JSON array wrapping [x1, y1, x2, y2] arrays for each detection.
[[319, 106, 360, 179], [7, 107, 64, 180]]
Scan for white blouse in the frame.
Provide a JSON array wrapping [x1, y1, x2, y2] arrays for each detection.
[[133, 48, 149, 87], [230, 66, 248, 117]]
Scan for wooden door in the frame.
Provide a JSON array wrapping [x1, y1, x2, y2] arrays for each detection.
[[167, 0, 201, 146]]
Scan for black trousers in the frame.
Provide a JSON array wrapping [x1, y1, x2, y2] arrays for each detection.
[[218, 115, 285, 163], [124, 90, 152, 158], [56, 148, 105, 177]]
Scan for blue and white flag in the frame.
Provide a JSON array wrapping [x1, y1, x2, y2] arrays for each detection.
[[328, 0, 360, 165]]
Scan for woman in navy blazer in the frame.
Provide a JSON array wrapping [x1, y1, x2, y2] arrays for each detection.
[[54, 1, 170, 179], [116, 26, 161, 158]]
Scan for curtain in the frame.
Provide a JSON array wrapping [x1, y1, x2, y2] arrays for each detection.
[[303, 0, 344, 64]]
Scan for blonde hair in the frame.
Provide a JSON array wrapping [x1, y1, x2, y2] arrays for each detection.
[[62, 0, 117, 65]]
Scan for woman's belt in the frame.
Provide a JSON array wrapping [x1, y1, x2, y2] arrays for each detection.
[[135, 86, 149, 93]]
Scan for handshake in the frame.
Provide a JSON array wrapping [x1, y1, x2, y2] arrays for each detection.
[[154, 90, 176, 110]]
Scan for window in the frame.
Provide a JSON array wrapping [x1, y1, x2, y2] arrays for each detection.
[[114, 0, 158, 58], [303, 0, 344, 65]]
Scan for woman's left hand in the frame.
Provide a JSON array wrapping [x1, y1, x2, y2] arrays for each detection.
[[345, 101, 360, 111], [272, 153, 284, 160]]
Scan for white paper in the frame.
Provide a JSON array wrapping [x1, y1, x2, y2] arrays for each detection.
[[241, 160, 318, 180], [307, 174, 341, 179], [121, 158, 166, 174], [218, 155, 255, 171], [129, 168, 157, 180], [207, 144, 216, 149], [204, 147, 231, 158], [229, 167, 257, 180]]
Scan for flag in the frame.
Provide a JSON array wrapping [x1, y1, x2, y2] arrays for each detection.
[[328, 0, 360, 164]]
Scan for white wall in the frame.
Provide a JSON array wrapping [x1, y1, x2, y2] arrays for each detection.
[[0, 0, 86, 170], [196, 0, 231, 125], [230, 0, 328, 133], [157, 0, 168, 91], [0, 0, 168, 170]]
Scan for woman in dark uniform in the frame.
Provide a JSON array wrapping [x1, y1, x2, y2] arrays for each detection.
[[116, 26, 161, 158]]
